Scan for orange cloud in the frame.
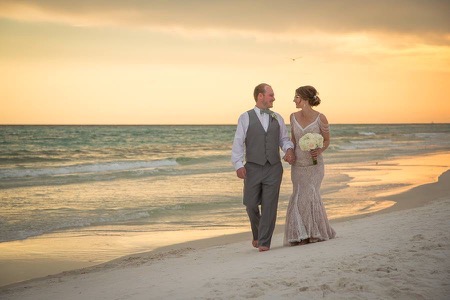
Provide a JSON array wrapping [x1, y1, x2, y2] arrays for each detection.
[[0, 0, 448, 44]]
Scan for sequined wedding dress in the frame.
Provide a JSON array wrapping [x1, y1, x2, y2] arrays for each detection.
[[284, 113, 336, 245]]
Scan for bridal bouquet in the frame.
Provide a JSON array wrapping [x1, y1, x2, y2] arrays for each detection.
[[299, 133, 324, 165]]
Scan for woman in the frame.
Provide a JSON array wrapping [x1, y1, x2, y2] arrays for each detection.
[[284, 85, 336, 246]]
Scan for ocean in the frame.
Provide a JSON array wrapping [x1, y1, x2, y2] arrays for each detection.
[[1, 124, 449, 244]]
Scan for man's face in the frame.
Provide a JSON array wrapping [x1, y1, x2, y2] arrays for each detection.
[[260, 86, 275, 109]]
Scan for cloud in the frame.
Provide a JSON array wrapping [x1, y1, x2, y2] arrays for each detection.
[[0, 0, 449, 44]]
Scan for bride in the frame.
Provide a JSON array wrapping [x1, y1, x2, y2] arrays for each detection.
[[284, 85, 336, 246]]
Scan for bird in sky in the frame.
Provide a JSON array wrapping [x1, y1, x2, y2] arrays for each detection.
[[291, 56, 302, 62]]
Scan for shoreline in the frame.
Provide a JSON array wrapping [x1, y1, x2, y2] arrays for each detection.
[[1, 156, 448, 291], [0, 152, 448, 288], [0, 152, 449, 286], [1, 169, 449, 298]]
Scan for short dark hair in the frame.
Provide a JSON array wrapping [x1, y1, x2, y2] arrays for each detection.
[[253, 83, 270, 101]]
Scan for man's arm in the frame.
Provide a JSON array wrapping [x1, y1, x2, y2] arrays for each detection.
[[231, 113, 249, 178], [276, 113, 295, 164]]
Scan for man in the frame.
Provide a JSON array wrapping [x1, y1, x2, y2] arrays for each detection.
[[231, 83, 295, 252]]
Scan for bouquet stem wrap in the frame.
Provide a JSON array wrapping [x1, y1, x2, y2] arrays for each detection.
[[299, 133, 324, 165]]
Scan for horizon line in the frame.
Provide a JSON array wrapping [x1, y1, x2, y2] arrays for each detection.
[[1, 122, 448, 126]]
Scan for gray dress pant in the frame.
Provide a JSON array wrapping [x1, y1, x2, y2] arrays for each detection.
[[243, 161, 283, 248]]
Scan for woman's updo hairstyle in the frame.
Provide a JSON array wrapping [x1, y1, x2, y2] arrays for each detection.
[[296, 85, 321, 106]]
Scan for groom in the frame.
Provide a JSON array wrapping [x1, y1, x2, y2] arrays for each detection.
[[231, 83, 295, 252]]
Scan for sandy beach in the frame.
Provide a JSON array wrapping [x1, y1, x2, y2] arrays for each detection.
[[1, 165, 449, 299], [2, 1, 449, 297]]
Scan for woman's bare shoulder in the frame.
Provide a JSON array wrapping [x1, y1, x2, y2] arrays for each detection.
[[318, 113, 329, 124]]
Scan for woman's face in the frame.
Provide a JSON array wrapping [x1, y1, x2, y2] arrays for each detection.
[[293, 94, 302, 108]]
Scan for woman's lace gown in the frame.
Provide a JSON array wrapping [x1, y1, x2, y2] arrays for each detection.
[[284, 113, 336, 245]]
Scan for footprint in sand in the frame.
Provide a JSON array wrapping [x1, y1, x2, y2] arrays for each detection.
[[410, 234, 425, 242]]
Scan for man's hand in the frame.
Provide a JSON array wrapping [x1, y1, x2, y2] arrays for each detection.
[[283, 148, 296, 165], [236, 167, 246, 179]]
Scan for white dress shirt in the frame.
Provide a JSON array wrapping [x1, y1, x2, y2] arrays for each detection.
[[231, 107, 294, 170]]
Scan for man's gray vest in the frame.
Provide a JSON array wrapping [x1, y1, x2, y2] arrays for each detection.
[[245, 109, 281, 166]]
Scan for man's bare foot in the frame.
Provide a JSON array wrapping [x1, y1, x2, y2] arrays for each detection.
[[258, 246, 270, 252], [252, 240, 258, 248]]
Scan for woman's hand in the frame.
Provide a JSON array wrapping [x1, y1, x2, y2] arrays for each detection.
[[310, 148, 322, 159], [283, 148, 296, 165]]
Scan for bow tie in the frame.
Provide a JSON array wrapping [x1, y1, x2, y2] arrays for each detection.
[[260, 109, 273, 115]]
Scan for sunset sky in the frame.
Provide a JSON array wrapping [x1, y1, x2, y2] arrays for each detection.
[[0, 0, 449, 124]]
